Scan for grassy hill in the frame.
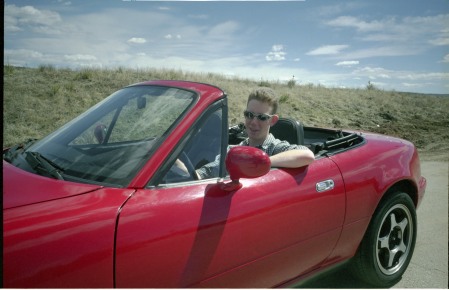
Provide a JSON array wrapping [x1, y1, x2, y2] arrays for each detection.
[[3, 65, 449, 159]]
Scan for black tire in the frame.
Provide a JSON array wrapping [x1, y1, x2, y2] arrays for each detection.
[[350, 192, 417, 287]]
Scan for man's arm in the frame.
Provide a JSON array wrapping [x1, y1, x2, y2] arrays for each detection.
[[270, 148, 314, 168], [195, 154, 221, 180]]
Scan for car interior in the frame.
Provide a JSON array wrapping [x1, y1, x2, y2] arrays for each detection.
[[229, 117, 365, 156]]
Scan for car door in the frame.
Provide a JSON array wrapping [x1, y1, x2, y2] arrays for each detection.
[[114, 108, 345, 287]]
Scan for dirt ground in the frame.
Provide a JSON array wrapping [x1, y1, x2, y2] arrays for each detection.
[[418, 150, 449, 162]]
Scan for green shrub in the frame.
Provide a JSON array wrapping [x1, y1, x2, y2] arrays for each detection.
[[279, 94, 290, 103], [258, 79, 271, 87], [287, 77, 296, 89], [366, 81, 377, 90]]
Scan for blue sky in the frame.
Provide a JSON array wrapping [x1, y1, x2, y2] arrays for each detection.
[[4, 0, 449, 94]]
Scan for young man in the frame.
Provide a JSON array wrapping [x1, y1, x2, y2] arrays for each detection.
[[196, 87, 314, 179]]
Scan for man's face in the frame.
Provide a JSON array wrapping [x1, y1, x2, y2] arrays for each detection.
[[244, 99, 278, 145]]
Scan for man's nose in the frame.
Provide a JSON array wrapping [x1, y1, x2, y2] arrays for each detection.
[[248, 117, 259, 125]]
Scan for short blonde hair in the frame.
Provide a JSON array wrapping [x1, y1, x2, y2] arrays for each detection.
[[247, 87, 278, 114]]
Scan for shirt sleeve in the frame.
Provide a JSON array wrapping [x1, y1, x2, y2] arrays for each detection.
[[195, 145, 234, 179], [195, 154, 221, 179], [272, 140, 309, 155]]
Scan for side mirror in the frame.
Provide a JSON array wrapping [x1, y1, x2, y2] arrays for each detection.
[[137, 96, 146, 109], [222, 146, 271, 191], [94, 124, 107, 144]]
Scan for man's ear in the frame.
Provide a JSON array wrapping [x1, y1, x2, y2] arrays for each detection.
[[270, 115, 279, 126]]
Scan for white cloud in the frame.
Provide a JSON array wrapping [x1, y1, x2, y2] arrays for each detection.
[[307, 45, 349, 55], [266, 45, 286, 61], [442, 54, 449, 63], [5, 49, 99, 67], [397, 72, 449, 81], [272, 45, 284, 52], [4, 4, 62, 32], [164, 34, 181, 40], [336, 60, 359, 67], [266, 52, 285, 61], [64, 54, 97, 61], [208, 21, 240, 37], [5, 48, 43, 60], [337, 46, 418, 59], [324, 14, 449, 74], [326, 14, 449, 51], [4, 5, 245, 68], [351, 67, 390, 81], [57, 1, 72, 6], [402, 82, 424, 88], [326, 16, 390, 32], [128, 37, 147, 44], [188, 14, 209, 20], [352, 66, 449, 83], [361, 33, 403, 42], [429, 37, 449, 46], [353, 66, 391, 77]]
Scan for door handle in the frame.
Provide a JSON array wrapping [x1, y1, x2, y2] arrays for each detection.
[[316, 180, 335, 192]]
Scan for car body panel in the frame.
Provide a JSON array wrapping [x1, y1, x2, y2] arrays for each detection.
[[3, 186, 134, 288], [115, 157, 345, 288], [3, 161, 103, 209], [330, 132, 424, 224], [320, 132, 426, 266]]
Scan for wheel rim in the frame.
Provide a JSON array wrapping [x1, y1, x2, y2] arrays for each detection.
[[376, 204, 413, 275]]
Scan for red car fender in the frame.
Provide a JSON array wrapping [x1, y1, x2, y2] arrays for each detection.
[[3, 185, 134, 288]]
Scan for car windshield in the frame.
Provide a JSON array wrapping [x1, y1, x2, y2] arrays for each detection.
[[20, 85, 196, 187]]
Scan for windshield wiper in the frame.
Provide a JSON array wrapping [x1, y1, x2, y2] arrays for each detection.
[[25, 151, 65, 180], [3, 139, 38, 162]]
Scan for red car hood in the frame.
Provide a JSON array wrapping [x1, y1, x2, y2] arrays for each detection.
[[3, 161, 103, 209]]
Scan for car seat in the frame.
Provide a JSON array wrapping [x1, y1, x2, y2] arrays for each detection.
[[270, 117, 304, 145]]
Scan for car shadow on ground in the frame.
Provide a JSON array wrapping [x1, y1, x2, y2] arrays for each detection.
[[294, 266, 391, 288]]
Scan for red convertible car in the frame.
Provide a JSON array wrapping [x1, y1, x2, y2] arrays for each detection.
[[3, 80, 426, 288]]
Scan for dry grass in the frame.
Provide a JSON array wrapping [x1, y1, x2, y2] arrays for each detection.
[[3, 65, 449, 157]]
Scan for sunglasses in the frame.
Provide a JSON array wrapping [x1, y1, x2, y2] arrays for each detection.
[[243, 110, 273, 121]]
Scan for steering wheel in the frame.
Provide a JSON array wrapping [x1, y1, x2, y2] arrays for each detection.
[[178, 152, 197, 180]]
